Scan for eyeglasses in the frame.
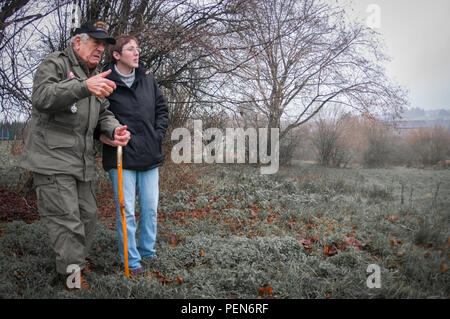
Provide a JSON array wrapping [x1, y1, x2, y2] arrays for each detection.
[[123, 47, 142, 54]]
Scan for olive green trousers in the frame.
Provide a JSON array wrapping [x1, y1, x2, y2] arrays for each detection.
[[33, 173, 98, 275]]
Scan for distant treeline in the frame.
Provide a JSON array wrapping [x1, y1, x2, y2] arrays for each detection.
[[0, 121, 26, 140], [402, 108, 450, 120]]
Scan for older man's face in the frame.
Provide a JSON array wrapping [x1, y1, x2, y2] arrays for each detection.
[[74, 36, 107, 69]]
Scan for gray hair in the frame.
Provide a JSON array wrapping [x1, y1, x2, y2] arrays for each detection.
[[70, 33, 90, 46]]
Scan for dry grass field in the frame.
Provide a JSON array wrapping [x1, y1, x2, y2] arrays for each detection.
[[1, 162, 449, 299]]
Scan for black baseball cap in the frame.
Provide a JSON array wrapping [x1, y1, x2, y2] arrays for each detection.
[[73, 20, 116, 44]]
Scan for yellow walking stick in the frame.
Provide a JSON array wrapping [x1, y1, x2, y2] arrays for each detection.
[[117, 146, 130, 278]]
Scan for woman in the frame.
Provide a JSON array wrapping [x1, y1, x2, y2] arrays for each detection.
[[99, 35, 168, 275]]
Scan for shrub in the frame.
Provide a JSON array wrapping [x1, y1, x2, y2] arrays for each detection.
[[362, 124, 393, 168], [311, 112, 355, 168], [406, 126, 450, 166]]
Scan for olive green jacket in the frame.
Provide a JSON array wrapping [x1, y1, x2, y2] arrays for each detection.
[[21, 46, 120, 181]]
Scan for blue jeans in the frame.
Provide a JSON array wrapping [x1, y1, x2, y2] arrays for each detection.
[[109, 167, 159, 269]]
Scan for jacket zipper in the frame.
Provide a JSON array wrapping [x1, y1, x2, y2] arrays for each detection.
[[83, 96, 92, 181]]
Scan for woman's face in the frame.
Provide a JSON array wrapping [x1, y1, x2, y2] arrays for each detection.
[[114, 40, 140, 70]]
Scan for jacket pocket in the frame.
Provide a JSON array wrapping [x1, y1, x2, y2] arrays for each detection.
[[33, 173, 56, 188], [53, 108, 80, 128], [44, 123, 76, 149], [33, 173, 67, 216]]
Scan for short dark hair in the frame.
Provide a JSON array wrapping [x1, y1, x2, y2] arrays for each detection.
[[109, 35, 139, 60]]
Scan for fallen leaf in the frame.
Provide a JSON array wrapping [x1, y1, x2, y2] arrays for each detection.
[[300, 237, 318, 246], [258, 285, 273, 298], [177, 274, 183, 285], [258, 287, 265, 298], [388, 215, 398, 222], [149, 271, 174, 285], [324, 245, 337, 256], [335, 241, 347, 250], [169, 234, 178, 248], [201, 249, 205, 257], [441, 264, 447, 273]]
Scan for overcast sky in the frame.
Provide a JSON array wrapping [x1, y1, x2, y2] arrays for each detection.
[[341, 0, 450, 111]]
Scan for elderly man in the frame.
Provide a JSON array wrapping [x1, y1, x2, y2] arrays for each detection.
[[21, 20, 130, 289]]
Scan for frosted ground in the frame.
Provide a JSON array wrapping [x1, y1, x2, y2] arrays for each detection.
[[1, 163, 449, 298]]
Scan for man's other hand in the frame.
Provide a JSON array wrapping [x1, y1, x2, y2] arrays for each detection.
[[113, 125, 131, 146], [100, 126, 130, 147]]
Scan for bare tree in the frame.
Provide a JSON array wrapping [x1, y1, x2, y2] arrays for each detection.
[[1, 0, 250, 130], [0, 0, 68, 121], [2, 0, 408, 152], [222, 0, 407, 141], [0, 0, 44, 48]]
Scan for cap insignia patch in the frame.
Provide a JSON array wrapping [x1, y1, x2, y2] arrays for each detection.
[[93, 21, 108, 33]]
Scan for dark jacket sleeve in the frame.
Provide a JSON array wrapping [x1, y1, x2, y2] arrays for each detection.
[[153, 78, 168, 143]]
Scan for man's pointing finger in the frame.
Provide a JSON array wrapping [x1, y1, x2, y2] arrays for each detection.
[[98, 69, 112, 77]]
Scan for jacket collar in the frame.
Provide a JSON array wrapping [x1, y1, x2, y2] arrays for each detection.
[[104, 62, 148, 86]]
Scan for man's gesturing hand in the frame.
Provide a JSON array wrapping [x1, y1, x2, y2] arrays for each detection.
[[86, 69, 117, 98]]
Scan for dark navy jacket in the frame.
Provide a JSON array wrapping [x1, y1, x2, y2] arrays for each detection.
[[101, 63, 168, 171]]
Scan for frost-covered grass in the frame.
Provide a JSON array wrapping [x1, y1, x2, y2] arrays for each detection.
[[1, 164, 449, 298]]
